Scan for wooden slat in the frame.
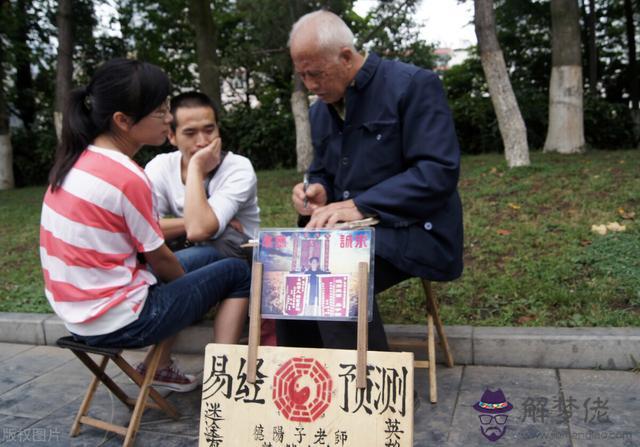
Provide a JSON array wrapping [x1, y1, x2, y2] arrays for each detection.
[[247, 261, 263, 383], [428, 314, 437, 403], [414, 360, 430, 368], [79, 416, 128, 436], [356, 262, 369, 389]]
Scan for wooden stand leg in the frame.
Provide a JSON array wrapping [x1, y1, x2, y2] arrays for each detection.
[[427, 314, 437, 404], [247, 262, 263, 383], [422, 279, 454, 368], [70, 355, 109, 437], [356, 262, 369, 389]]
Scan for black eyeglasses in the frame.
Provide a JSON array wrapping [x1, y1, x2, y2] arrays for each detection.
[[478, 414, 508, 425], [149, 98, 171, 119]]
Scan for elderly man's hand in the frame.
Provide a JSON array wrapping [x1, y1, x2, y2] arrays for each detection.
[[292, 182, 327, 216], [306, 199, 364, 229]]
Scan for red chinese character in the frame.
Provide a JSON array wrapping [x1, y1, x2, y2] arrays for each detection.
[[345, 235, 353, 248], [275, 236, 287, 249], [263, 235, 273, 248], [354, 234, 367, 248]]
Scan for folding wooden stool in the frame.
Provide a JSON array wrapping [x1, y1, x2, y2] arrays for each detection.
[[389, 279, 454, 404], [56, 336, 180, 446]]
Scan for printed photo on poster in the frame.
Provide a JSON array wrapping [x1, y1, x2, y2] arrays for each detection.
[[253, 229, 375, 321]]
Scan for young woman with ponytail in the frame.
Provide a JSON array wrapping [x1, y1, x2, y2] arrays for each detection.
[[40, 59, 250, 392]]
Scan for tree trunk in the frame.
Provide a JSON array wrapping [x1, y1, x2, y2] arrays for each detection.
[[624, 0, 640, 146], [15, 0, 35, 130], [0, 132, 12, 190], [0, 0, 15, 189], [474, 0, 530, 168], [544, 0, 585, 154], [54, 0, 73, 141], [585, 0, 598, 95], [291, 73, 313, 172], [288, 0, 314, 172], [188, 0, 222, 110]]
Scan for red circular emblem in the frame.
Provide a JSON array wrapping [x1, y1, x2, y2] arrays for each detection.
[[272, 357, 333, 422]]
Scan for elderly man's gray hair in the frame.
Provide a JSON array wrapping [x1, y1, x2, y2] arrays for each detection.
[[288, 10, 356, 53]]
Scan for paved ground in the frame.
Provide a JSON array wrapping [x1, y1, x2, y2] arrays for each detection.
[[0, 342, 638, 446]]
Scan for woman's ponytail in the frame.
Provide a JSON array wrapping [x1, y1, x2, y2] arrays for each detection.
[[48, 86, 98, 191]]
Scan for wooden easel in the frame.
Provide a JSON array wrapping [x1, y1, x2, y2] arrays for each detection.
[[246, 260, 370, 390]]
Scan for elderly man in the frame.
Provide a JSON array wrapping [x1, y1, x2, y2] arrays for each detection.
[[278, 10, 464, 351]]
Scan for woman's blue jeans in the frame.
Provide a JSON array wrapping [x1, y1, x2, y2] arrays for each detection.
[[73, 245, 250, 348]]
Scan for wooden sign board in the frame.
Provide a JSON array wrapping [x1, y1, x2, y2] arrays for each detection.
[[199, 344, 414, 447]]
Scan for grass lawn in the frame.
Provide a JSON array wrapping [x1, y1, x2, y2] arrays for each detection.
[[1, 150, 639, 327]]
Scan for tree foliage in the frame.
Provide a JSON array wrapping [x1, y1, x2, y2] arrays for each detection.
[[444, 0, 638, 154], [1, 0, 637, 184], [1, 0, 442, 182]]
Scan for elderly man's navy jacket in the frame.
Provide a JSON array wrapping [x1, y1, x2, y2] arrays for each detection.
[[307, 52, 463, 281]]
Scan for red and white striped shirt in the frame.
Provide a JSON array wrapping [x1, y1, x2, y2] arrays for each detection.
[[40, 145, 164, 336]]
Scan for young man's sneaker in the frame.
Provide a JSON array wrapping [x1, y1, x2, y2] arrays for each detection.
[[134, 359, 199, 393]]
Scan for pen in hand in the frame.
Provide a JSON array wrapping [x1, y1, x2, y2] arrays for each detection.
[[303, 173, 309, 209]]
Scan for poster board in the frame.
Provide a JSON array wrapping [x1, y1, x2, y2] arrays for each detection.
[[199, 344, 414, 447], [253, 228, 375, 322]]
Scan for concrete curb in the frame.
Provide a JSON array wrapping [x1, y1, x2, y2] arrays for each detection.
[[1, 312, 639, 370]]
